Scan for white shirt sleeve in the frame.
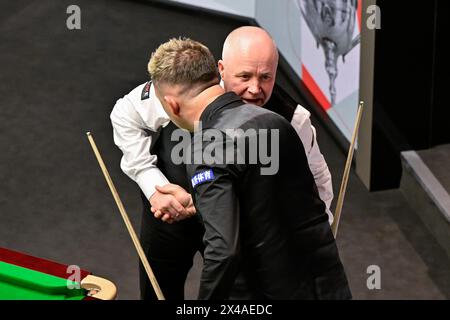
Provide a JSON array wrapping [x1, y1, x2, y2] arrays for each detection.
[[290, 105, 334, 225], [110, 82, 170, 200]]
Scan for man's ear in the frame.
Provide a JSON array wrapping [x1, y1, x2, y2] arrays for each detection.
[[218, 60, 225, 79], [163, 95, 180, 116]]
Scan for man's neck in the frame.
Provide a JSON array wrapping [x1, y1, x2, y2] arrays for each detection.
[[190, 85, 225, 129]]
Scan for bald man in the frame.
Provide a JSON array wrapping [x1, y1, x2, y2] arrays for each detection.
[[111, 27, 333, 300], [147, 37, 350, 300], [218, 27, 333, 223]]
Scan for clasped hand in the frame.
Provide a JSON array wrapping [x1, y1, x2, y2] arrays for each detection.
[[149, 184, 196, 224]]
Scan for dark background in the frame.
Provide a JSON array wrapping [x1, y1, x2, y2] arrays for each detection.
[[370, 0, 450, 190]]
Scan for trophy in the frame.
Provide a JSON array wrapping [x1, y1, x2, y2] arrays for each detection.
[[297, 0, 360, 105]]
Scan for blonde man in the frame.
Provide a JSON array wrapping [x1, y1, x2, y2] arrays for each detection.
[[111, 27, 334, 300], [146, 37, 350, 299]]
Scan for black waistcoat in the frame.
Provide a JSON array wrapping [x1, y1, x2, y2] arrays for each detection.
[[148, 121, 191, 191]]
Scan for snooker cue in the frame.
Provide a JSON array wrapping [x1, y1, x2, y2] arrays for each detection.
[[331, 101, 364, 238], [86, 132, 165, 300]]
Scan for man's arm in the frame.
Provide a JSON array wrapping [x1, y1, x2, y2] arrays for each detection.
[[110, 95, 169, 198], [110, 83, 193, 219], [187, 133, 243, 299], [188, 166, 240, 300], [291, 105, 334, 224]]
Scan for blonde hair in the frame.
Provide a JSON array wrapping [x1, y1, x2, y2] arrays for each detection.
[[148, 38, 219, 88]]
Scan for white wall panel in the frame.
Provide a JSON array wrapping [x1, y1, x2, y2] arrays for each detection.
[[168, 0, 255, 18]]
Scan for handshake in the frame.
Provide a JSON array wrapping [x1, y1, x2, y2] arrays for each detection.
[[149, 183, 196, 224]]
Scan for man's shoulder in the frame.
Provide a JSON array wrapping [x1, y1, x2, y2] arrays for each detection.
[[123, 81, 152, 101], [264, 84, 299, 121], [111, 81, 169, 128], [229, 103, 293, 131], [116, 81, 162, 110]]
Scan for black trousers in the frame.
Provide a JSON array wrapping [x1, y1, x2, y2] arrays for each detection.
[[139, 192, 205, 300]]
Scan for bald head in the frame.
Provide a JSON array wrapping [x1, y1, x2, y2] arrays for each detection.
[[219, 26, 278, 106], [222, 26, 278, 62]]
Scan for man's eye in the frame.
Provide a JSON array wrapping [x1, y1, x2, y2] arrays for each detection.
[[239, 75, 250, 80], [261, 75, 271, 81]]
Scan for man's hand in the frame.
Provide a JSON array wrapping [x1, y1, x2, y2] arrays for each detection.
[[149, 184, 196, 223]]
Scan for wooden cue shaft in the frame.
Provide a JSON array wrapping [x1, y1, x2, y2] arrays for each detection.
[[331, 102, 364, 238], [86, 132, 165, 300]]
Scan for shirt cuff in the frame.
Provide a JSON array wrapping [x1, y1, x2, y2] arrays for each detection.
[[136, 168, 170, 200]]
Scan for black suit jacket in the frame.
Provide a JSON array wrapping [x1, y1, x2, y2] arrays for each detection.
[[187, 92, 351, 300]]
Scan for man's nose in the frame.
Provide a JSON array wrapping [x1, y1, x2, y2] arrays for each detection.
[[247, 80, 261, 95]]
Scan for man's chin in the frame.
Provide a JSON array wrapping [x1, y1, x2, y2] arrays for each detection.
[[243, 98, 264, 106]]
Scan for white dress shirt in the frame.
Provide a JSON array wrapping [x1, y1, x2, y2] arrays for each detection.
[[111, 82, 334, 224], [291, 106, 334, 224]]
